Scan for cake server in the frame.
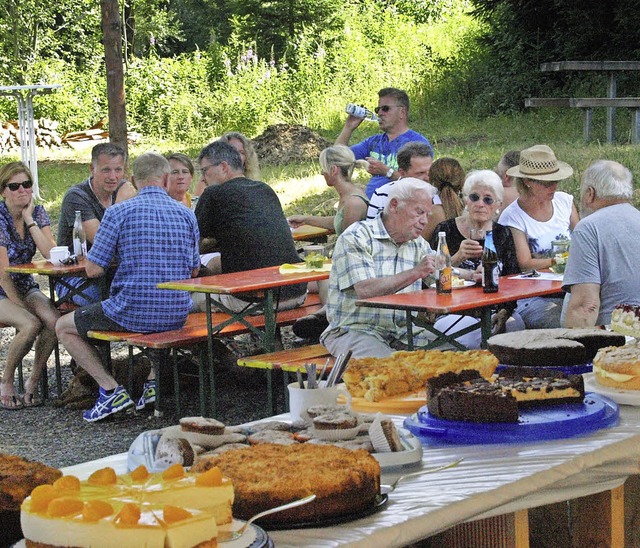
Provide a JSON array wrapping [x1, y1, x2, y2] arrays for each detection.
[[381, 458, 464, 494], [218, 494, 317, 542]]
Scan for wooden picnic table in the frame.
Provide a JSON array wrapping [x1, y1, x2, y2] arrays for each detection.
[[158, 265, 330, 414], [537, 61, 640, 143], [291, 224, 333, 242], [356, 276, 563, 350]]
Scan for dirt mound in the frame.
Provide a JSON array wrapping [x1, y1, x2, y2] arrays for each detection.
[[253, 124, 332, 166]]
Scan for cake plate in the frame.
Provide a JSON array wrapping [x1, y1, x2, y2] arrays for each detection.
[[403, 392, 619, 445], [583, 373, 640, 406], [495, 362, 593, 375]]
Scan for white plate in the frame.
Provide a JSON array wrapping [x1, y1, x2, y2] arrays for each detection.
[[372, 428, 423, 469], [429, 280, 476, 289], [219, 519, 271, 548], [14, 521, 268, 548], [583, 373, 640, 406]]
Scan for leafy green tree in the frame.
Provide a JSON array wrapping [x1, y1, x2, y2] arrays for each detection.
[[0, 0, 101, 83]]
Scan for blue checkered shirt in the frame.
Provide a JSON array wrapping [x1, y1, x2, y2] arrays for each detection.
[[322, 215, 435, 346], [88, 186, 200, 332]]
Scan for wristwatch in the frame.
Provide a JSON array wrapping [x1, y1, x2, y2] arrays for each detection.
[[385, 168, 394, 178]]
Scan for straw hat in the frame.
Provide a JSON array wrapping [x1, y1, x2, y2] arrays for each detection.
[[506, 145, 573, 181]]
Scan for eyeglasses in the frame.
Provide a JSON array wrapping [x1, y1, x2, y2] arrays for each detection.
[[374, 105, 403, 114], [198, 164, 219, 176], [468, 193, 495, 205], [5, 180, 33, 191], [171, 169, 192, 176]]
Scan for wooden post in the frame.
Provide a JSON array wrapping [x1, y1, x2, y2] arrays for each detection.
[[607, 73, 617, 144], [101, 0, 128, 158], [570, 485, 625, 547], [430, 510, 530, 547]]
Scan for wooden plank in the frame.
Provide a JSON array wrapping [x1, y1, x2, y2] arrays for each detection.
[[541, 61, 640, 72], [569, 485, 624, 547], [430, 509, 529, 547], [525, 98, 571, 107], [570, 97, 640, 108]]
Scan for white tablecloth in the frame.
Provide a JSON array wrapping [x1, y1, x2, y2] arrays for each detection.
[[62, 406, 640, 547]]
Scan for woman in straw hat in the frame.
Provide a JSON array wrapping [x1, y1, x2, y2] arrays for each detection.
[[499, 145, 579, 329]]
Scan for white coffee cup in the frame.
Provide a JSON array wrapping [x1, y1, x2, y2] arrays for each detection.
[[49, 246, 70, 265], [287, 381, 352, 422]]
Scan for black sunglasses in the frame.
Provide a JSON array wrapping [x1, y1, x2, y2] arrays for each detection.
[[6, 180, 33, 191], [374, 105, 402, 114], [468, 193, 495, 205]]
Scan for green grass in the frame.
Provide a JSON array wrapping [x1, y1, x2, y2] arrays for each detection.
[[22, 107, 640, 228]]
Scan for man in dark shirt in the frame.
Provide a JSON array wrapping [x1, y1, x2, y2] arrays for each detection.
[[194, 140, 306, 312]]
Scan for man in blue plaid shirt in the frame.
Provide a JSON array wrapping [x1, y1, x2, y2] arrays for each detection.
[[321, 178, 438, 358], [56, 152, 201, 422]]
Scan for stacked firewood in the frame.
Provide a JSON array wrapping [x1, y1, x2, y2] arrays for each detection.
[[0, 118, 63, 153]]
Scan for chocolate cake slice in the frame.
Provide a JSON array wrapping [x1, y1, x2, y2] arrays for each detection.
[[426, 368, 586, 423]]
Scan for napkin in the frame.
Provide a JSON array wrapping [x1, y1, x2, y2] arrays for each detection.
[[279, 262, 332, 274], [509, 272, 563, 281]]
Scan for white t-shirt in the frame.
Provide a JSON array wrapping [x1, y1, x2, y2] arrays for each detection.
[[366, 181, 442, 220], [498, 191, 573, 257]]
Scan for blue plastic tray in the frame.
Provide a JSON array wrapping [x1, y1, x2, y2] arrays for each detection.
[[496, 363, 593, 375], [403, 393, 619, 445]]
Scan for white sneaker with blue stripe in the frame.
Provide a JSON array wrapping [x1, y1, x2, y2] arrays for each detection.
[[83, 385, 134, 422]]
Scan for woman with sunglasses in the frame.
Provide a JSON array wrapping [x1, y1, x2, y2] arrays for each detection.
[[499, 145, 579, 329], [0, 162, 60, 409], [429, 170, 522, 346]]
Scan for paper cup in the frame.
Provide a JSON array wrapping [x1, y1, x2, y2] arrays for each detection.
[[287, 382, 352, 422], [49, 246, 70, 265]]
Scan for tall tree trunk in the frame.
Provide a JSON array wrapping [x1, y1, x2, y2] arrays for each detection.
[[101, 0, 128, 157]]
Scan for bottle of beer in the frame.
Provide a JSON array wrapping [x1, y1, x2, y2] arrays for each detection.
[[482, 230, 499, 293], [72, 210, 87, 259], [435, 231, 452, 294]]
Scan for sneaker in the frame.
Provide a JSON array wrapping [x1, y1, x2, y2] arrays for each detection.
[[83, 386, 134, 422], [136, 380, 157, 411]]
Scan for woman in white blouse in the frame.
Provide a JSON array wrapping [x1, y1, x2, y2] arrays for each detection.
[[499, 145, 579, 329]]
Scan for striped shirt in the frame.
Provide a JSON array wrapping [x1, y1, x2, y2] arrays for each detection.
[[88, 186, 200, 333], [366, 180, 442, 220], [322, 215, 435, 347]]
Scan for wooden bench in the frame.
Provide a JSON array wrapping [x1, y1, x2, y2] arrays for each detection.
[[0, 301, 79, 400], [86, 293, 323, 417], [237, 343, 334, 414], [525, 96, 640, 143], [569, 97, 640, 143]]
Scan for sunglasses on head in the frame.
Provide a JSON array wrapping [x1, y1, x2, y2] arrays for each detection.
[[374, 105, 402, 114], [468, 193, 495, 205], [5, 180, 33, 192]]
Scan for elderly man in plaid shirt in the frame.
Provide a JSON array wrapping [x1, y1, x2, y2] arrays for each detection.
[[56, 152, 201, 422], [320, 178, 438, 358]]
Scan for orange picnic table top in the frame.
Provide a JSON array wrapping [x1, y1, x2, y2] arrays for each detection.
[[158, 264, 330, 295]]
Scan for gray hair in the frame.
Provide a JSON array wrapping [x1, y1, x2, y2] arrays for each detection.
[[198, 140, 243, 171], [91, 142, 126, 167], [384, 177, 436, 214], [496, 150, 520, 178], [463, 170, 504, 203], [132, 152, 170, 185], [582, 160, 633, 200], [319, 145, 368, 180]]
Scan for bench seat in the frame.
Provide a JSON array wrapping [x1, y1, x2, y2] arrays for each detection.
[[237, 344, 334, 414], [85, 293, 323, 417]]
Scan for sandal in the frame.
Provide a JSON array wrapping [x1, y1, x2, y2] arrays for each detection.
[[22, 392, 44, 408], [0, 394, 24, 410]]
